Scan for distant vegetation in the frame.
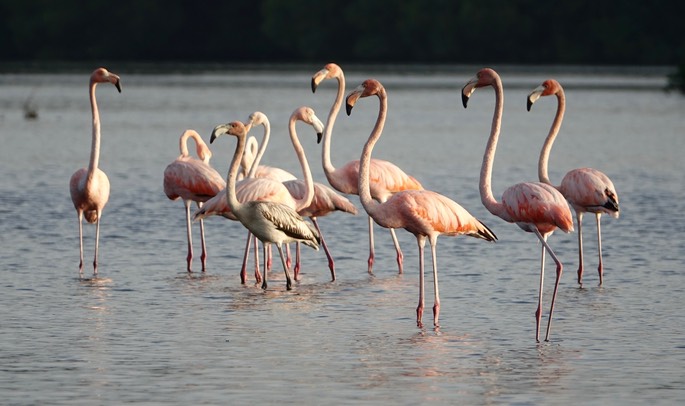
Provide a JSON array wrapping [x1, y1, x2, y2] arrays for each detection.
[[0, 0, 683, 76]]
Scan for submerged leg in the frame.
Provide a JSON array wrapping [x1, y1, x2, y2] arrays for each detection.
[[367, 216, 375, 274], [93, 211, 102, 275], [77, 211, 84, 275], [184, 201, 193, 273], [429, 236, 440, 328], [416, 236, 426, 328], [576, 211, 585, 286]]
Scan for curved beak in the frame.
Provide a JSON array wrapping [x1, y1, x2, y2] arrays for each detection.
[[311, 68, 328, 93], [210, 124, 229, 144], [527, 85, 545, 111], [345, 87, 363, 116], [312, 115, 324, 143], [461, 77, 478, 108]]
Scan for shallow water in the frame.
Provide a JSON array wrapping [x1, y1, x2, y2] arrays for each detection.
[[1, 66, 684, 405]]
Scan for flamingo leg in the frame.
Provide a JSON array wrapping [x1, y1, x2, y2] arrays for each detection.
[[596, 213, 604, 287], [293, 242, 301, 281], [197, 202, 207, 272], [533, 229, 564, 342], [184, 200, 193, 272], [286, 243, 292, 271], [534, 234, 546, 343], [416, 236, 426, 328], [266, 244, 273, 273], [276, 243, 293, 291], [389, 228, 404, 274], [239, 231, 252, 284], [93, 211, 102, 276], [261, 243, 269, 290], [77, 211, 85, 275], [367, 216, 375, 274], [429, 236, 440, 328], [253, 235, 262, 284], [312, 217, 336, 281], [576, 211, 585, 286]]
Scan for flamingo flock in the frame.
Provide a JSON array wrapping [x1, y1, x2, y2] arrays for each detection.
[[69, 66, 620, 342]]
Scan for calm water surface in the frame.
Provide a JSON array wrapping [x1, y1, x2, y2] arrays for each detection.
[[0, 66, 684, 405]]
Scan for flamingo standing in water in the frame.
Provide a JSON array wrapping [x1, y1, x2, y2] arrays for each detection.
[[346, 79, 497, 328], [163, 129, 226, 272], [210, 118, 320, 291], [462, 68, 574, 342], [527, 79, 620, 287], [312, 63, 423, 275], [69, 67, 121, 276]]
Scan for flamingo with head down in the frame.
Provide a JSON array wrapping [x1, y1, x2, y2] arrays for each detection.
[[69, 67, 121, 276], [462, 68, 574, 342], [527, 79, 620, 287], [164, 129, 225, 272]]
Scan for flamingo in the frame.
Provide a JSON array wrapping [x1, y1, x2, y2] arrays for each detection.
[[210, 119, 320, 291], [312, 62, 424, 275], [346, 79, 497, 328], [528, 79, 620, 287], [69, 67, 121, 276], [462, 68, 574, 342], [163, 129, 226, 272]]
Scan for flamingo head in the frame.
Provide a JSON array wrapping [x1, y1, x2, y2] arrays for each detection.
[[345, 79, 384, 116], [527, 79, 562, 111], [311, 62, 342, 93], [293, 106, 325, 143], [211, 121, 247, 144], [461, 68, 499, 108], [90, 67, 121, 93]]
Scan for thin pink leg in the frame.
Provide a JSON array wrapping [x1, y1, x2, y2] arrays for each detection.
[[576, 211, 585, 286], [77, 211, 84, 275], [596, 213, 604, 287], [312, 217, 335, 281], [198, 212, 207, 272], [389, 228, 404, 274], [293, 243, 301, 280], [184, 201, 193, 273], [239, 231, 252, 284], [93, 212, 101, 276], [429, 236, 440, 328], [534, 231, 547, 343], [416, 236, 426, 328], [253, 235, 262, 284], [261, 244, 269, 290], [367, 216, 375, 274], [533, 229, 564, 342]]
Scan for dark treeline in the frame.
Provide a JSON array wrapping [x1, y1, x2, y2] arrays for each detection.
[[1, 0, 683, 68]]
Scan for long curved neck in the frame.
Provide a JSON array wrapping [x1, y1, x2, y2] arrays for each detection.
[[479, 77, 509, 219], [88, 80, 101, 176], [248, 120, 270, 178], [358, 90, 387, 219], [226, 134, 247, 214], [321, 74, 344, 182], [538, 90, 565, 185], [289, 118, 315, 211]]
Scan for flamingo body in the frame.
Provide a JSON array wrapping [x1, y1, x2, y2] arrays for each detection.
[[347, 78, 496, 329], [164, 129, 225, 272], [528, 79, 619, 286], [312, 62, 423, 274], [463, 68, 573, 342], [70, 67, 121, 275]]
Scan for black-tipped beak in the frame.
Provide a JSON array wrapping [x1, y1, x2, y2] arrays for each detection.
[[461, 92, 470, 108], [311, 78, 318, 93], [526, 99, 533, 111], [346, 103, 353, 116], [115, 79, 122, 93], [316, 132, 323, 144], [210, 134, 218, 144]]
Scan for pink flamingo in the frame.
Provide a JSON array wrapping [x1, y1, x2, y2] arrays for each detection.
[[163, 129, 226, 272], [210, 119, 320, 291], [528, 79, 620, 287], [312, 63, 423, 275], [69, 67, 121, 276], [346, 79, 497, 328], [462, 68, 574, 342]]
